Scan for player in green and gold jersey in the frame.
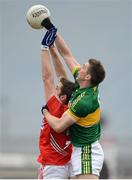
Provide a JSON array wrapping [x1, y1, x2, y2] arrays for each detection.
[[42, 18, 106, 179], [67, 65, 101, 147]]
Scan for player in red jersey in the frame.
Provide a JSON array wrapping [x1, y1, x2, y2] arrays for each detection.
[[37, 31, 75, 179]]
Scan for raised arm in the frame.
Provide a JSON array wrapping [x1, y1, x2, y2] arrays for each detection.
[[41, 49, 55, 102], [55, 33, 80, 73], [41, 18, 80, 73], [49, 45, 68, 79]]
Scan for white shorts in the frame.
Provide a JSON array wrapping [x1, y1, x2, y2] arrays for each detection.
[[69, 141, 104, 177], [38, 163, 71, 179]]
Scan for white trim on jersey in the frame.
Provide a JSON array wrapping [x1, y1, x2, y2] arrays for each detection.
[[50, 133, 70, 156]]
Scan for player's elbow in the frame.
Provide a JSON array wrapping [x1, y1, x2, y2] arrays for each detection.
[[54, 124, 64, 133], [42, 75, 54, 84]]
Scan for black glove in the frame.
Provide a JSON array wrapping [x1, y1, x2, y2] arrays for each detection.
[[41, 17, 55, 30], [41, 104, 49, 115]]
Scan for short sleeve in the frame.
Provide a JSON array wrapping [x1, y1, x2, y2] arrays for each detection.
[[66, 96, 93, 122]]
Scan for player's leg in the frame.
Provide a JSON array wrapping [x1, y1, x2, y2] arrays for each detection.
[[38, 166, 43, 180], [77, 174, 99, 179]]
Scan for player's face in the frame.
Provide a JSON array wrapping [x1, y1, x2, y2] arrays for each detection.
[[76, 62, 90, 81], [56, 80, 63, 97]]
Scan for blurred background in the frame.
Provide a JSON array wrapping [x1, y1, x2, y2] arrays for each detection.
[[0, 0, 132, 178]]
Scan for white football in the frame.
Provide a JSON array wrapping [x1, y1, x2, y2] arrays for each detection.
[[26, 5, 50, 29]]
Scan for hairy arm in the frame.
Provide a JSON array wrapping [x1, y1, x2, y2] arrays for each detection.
[[49, 45, 67, 79], [55, 33, 80, 73], [44, 109, 75, 133], [41, 49, 55, 102]]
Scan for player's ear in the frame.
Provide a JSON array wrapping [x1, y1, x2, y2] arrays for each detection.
[[85, 74, 91, 81], [60, 94, 67, 102]]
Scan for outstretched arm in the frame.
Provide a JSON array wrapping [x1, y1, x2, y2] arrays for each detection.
[[49, 45, 68, 79], [41, 49, 55, 102], [43, 109, 75, 133], [41, 18, 80, 73], [55, 33, 80, 73]]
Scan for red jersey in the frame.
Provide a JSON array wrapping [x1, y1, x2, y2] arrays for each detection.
[[37, 96, 72, 165]]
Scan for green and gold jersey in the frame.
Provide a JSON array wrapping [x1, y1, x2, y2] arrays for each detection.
[[66, 67, 101, 147]]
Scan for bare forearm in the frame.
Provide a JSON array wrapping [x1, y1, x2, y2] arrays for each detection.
[[55, 33, 73, 58], [41, 49, 55, 101], [44, 109, 74, 133], [50, 46, 67, 78], [41, 50, 53, 79], [55, 33, 80, 72], [44, 109, 62, 133]]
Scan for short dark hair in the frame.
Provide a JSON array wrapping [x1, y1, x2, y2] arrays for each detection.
[[88, 59, 106, 86], [60, 77, 74, 104]]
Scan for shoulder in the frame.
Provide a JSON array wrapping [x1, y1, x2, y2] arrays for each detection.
[[47, 95, 68, 116], [47, 95, 61, 111], [47, 95, 59, 106]]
